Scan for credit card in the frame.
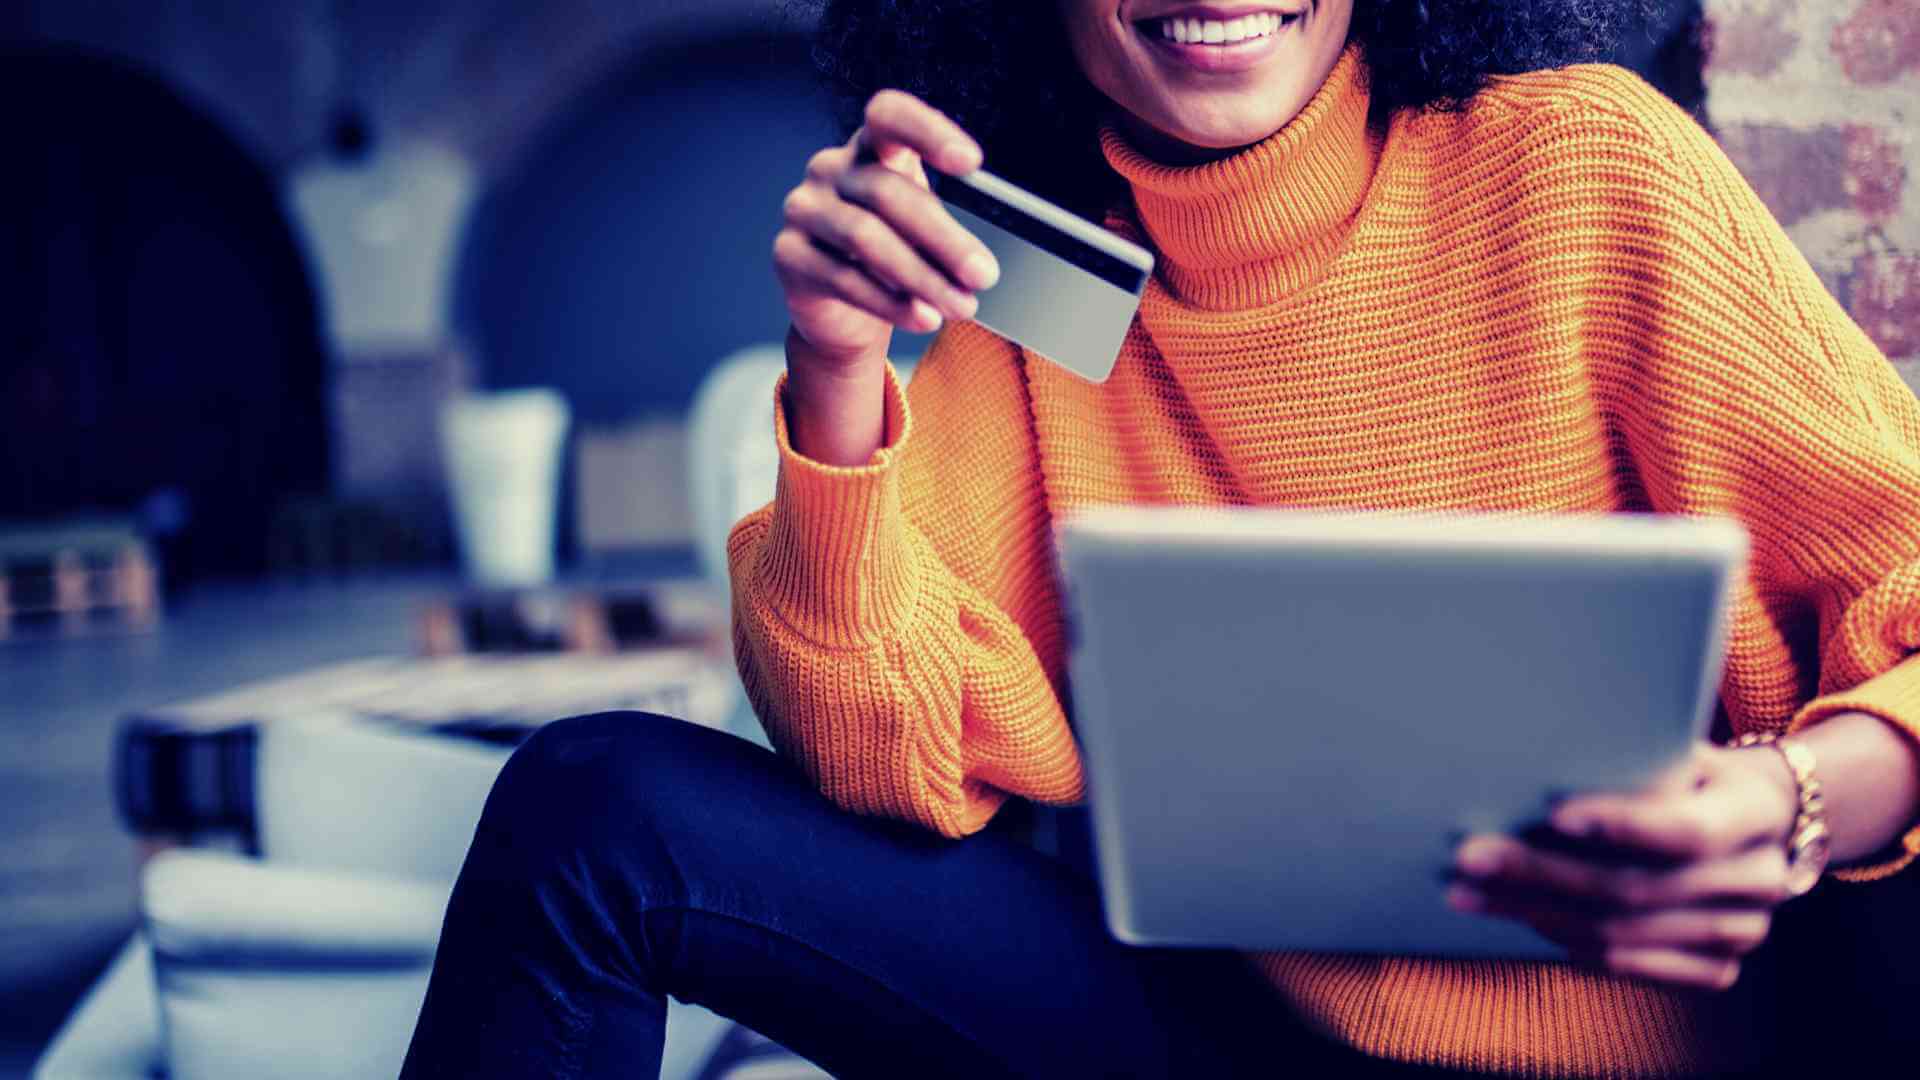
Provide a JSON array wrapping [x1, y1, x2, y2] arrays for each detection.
[[931, 168, 1154, 383]]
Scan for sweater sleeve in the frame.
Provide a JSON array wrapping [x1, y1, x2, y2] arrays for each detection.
[[1586, 73, 1920, 879], [725, 321, 1085, 838]]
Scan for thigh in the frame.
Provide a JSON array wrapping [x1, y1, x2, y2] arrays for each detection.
[[506, 712, 1286, 1079]]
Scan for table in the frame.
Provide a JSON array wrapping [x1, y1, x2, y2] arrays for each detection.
[[116, 648, 742, 855]]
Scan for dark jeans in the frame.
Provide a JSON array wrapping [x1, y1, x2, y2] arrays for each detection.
[[401, 712, 1471, 1079]]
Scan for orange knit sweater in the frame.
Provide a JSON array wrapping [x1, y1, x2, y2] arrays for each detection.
[[728, 50, 1920, 1078]]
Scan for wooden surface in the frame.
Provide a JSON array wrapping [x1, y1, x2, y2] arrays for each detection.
[[0, 523, 159, 642]]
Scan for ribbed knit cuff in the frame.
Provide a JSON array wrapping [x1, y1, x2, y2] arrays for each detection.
[[1789, 658, 1920, 880], [755, 363, 921, 650]]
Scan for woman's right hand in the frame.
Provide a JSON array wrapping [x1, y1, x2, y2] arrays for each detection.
[[774, 90, 1001, 367]]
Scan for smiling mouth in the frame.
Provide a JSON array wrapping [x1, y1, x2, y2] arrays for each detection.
[[1137, 11, 1302, 46]]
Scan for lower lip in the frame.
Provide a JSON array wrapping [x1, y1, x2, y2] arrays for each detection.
[[1140, 18, 1296, 74]]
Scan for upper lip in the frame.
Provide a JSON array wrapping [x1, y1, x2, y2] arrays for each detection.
[[1132, 4, 1304, 21]]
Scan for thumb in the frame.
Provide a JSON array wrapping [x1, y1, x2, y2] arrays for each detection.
[[1651, 745, 1712, 794], [851, 127, 932, 189]]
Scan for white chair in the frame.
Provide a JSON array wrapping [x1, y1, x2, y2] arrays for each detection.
[[36, 716, 730, 1079]]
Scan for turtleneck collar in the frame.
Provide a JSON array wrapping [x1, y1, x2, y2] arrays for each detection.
[[1100, 46, 1379, 310]]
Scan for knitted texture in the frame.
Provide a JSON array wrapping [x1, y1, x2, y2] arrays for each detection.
[[728, 48, 1920, 1077]]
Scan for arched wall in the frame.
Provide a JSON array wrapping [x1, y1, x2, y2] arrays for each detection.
[[0, 47, 330, 580], [454, 30, 839, 423]]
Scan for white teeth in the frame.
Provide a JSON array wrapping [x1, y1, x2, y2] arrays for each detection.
[[1155, 12, 1290, 46]]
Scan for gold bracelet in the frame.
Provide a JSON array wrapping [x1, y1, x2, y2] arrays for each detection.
[[1732, 731, 1832, 895]]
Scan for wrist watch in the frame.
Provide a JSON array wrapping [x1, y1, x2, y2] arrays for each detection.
[[1733, 731, 1832, 896]]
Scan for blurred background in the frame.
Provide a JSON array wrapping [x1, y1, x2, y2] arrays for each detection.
[[0, 1, 1915, 1077]]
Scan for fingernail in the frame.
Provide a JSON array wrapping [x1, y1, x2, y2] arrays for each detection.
[[950, 292, 979, 320], [1445, 884, 1486, 913], [961, 252, 1000, 291], [911, 300, 943, 331], [1455, 837, 1505, 878], [1552, 807, 1594, 837], [946, 142, 982, 172]]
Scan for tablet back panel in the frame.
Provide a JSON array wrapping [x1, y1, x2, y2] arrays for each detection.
[[1056, 509, 1744, 958]]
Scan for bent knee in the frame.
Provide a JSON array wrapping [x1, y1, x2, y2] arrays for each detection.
[[515, 710, 692, 771], [477, 711, 759, 856], [489, 711, 691, 816]]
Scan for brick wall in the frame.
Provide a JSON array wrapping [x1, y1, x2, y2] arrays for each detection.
[[1703, 1, 1920, 389]]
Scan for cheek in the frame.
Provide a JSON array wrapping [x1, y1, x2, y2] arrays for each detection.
[[1062, 11, 1135, 104], [1309, 1, 1355, 52]]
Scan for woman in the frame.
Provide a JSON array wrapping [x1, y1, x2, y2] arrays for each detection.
[[406, 2, 1920, 1076]]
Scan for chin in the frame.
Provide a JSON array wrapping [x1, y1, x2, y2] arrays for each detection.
[[1166, 116, 1291, 150], [1153, 101, 1295, 151], [1066, 0, 1355, 161]]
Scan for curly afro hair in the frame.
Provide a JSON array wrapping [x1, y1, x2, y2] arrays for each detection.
[[801, 1, 1658, 218]]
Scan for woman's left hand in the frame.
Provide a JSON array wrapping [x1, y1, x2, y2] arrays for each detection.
[[1448, 744, 1801, 990]]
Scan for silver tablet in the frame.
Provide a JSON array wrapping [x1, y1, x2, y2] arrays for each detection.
[[1055, 507, 1746, 958]]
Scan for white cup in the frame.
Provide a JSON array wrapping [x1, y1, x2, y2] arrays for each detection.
[[440, 389, 570, 587]]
